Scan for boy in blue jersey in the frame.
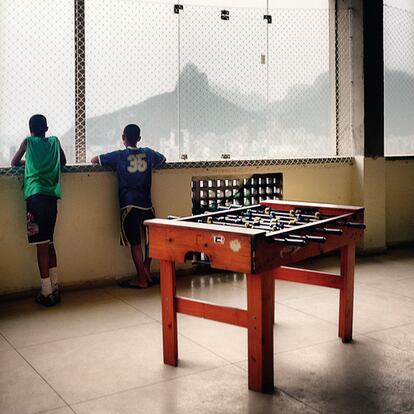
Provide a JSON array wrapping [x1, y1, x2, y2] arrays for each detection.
[[91, 124, 165, 288]]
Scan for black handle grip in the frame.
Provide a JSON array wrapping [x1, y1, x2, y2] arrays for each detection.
[[290, 234, 326, 244], [285, 238, 307, 246], [273, 237, 306, 246], [344, 222, 366, 229], [316, 227, 343, 235], [305, 235, 326, 243]]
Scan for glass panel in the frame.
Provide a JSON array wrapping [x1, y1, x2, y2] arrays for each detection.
[[267, 6, 331, 158], [179, 5, 267, 161], [0, 0, 74, 166], [181, 0, 266, 8], [85, 0, 178, 161], [268, 0, 328, 9], [384, 2, 414, 156]]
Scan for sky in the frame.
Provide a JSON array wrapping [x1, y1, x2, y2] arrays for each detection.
[[0, 0, 329, 160], [384, 0, 414, 11], [0, 0, 412, 163]]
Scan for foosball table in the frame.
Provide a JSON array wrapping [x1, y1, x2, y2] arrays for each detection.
[[145, 200, 365, 393]]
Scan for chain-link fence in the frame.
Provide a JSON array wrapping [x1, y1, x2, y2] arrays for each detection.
[[0, 0, 354, 167], [335, 7, 353, 157], [179, 5, 267, 161], [0, 0, 75, 166], [384, 3, 414, 156], [82, 0, 178, 163]]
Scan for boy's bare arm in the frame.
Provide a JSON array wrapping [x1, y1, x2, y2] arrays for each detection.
[[91, 156, 99, 164], [11, 139, 27, 166], [59, 144, 67, 167]]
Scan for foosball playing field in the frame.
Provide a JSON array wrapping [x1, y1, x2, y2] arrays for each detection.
[[145, 200, 366, 393]]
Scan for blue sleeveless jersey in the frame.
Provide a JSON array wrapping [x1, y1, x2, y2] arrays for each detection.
[[99, 147, 165, 209]]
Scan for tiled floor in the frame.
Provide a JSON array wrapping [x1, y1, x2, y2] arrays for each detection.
[[1, 245, 414, 413]]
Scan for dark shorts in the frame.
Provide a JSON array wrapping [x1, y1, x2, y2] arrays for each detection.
[[26, 194, 58, 245], [120, 207, 155, 252]]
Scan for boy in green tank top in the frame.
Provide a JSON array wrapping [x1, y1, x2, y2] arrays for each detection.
[[11, 114, 66, 307]]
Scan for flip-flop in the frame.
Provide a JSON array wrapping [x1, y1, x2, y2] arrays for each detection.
[[118, 279, 150, 289]]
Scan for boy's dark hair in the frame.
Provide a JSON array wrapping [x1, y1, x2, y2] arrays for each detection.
[[29, 114, 48, 136], [123, 124, 141, 146]]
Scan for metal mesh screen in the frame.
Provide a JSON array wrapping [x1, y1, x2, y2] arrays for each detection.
[[267, 8, 331, 159], [335, 7, 353, 157], [82, 0, 178, 161], [384, 3, 414, 156], [179, 6, 267, 161], [0, 0, 75, 166], [75, 0, 86, 163], [0, 1, 354, 168]]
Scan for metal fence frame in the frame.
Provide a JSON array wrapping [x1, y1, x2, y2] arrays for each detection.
[[69, 0, 353, 166]]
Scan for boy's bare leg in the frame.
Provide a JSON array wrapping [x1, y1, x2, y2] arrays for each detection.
[[129, 245, 149, 288], [49, 243, 57, 268], [36, 242, 54, 301], [36, 243, 50, 278], [144, 257, 153, 282], [48, 243, 60, 298]]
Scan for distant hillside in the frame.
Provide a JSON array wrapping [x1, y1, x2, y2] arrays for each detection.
[[62, 64, 258, 148], [62, 66, 414, 148], [267, 72, 329, 136]]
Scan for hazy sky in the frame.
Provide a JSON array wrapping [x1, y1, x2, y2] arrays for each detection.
[[0, 0, 330, 153], [384, 0, 414, 11], [0, 0, 412, 162]]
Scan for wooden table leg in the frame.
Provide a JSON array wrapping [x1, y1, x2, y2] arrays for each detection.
[[160, 260, 178, 366], [246, 270, 275, 393], [339, 243, 355, 343]]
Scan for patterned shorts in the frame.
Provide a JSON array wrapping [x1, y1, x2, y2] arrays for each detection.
[[120, 207, 155, 255], [26, 194, 57, 245]]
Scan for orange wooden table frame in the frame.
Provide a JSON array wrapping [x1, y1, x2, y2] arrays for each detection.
[[146, 201, 364, 393]]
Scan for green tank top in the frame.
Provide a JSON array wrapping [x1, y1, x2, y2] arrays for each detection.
[[24, 136, 61, 199]]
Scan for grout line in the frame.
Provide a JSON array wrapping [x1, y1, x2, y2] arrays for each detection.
[[15, 320, 158, 350], [230, 362, 323, 413], [273, 337, 340, 356], [276, 388, 322, 413], [7, 320, 230, 411], [275, 300, 389, 338], [360, 330, 414, 355], [2, 313, 231, 411], [361, 321, 414, 336], [0, 291, 123, 313], [276, 300, 340, 327], [70, 363, 234, 408], [1, 292, 162, 350], [175, 330, 234, 364], [115, 295, 161, 322], [359, 285, 414, 303], [2, 334, 73, 412], [0, 331, 12, 346], [275, 289, 338, 303], [34, 404, 76, 414]]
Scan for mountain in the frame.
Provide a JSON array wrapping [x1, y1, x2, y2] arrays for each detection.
[[61, 66, 414, 151], [267, 72, 329, 136], [61, 64, 258, 148]]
